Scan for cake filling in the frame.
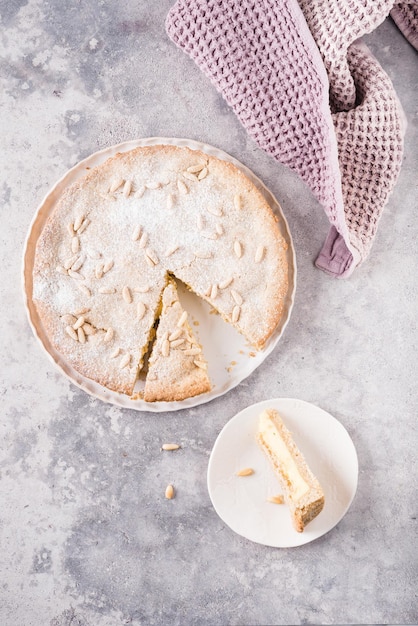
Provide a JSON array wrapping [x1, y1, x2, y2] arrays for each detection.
[[258, 410, 309, 501]]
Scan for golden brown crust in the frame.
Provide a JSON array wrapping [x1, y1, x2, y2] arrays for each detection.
[[32, 145, 289, 398]]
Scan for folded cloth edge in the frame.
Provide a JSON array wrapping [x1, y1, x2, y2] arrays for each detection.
[[391, 3, 418, 50], [315, 226, 358, 278]]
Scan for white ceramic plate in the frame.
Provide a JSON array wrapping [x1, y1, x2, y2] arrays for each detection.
[[207, 398, 358, 547], [23, 138, 296, 412]]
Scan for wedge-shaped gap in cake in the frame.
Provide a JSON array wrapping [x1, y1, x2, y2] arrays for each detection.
[[172, 271, 245, 340]]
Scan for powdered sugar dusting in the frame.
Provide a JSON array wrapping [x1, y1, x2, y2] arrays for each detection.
[[32, 144, 288, 396]]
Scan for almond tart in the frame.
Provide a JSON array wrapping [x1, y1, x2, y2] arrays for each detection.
[[32, 144, 289, 399]]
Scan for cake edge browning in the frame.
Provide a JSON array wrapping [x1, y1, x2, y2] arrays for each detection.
[[256, 408, 325, 532]]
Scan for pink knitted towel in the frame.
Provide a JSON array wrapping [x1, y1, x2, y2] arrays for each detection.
[[165, 0, 411, 277]]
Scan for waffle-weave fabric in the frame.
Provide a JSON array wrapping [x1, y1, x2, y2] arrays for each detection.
[[166, 0, 413, 277], [298, 0, 395, 111], [391, 1, 418, 50]]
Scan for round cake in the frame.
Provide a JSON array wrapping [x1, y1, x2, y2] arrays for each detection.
[[32, 145, 289, 398]]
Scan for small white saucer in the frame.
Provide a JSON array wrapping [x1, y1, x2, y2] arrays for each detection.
[[207, 398, 358, 547]]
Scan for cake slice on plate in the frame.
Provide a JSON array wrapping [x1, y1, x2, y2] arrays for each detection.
[[257, 408, 325, 532], [143, 279, 211, 402]]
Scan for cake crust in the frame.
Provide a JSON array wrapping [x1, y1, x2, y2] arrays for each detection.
[[32, 144, 289, 397]]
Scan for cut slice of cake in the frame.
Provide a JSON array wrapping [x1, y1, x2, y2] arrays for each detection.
[[256, 409, 325, 532], [143, 279, 211, 402]]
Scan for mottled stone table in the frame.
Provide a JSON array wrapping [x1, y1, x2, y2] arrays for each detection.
[[1, 2, 417, 625]]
